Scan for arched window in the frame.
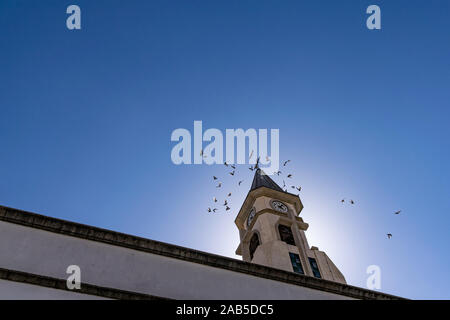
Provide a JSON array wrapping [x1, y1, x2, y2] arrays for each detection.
[[278, 224, 295, 245], [249, 233, 260, 260]]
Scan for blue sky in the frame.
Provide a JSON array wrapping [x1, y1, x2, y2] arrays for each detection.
[[1, 1, 449, 299]]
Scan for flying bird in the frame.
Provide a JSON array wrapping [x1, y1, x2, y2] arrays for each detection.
[[350, 200, 355, 205], [227, 192, 232, 197], [238, 180, 243, 186], [283, 160, 291, 166], [224, 162, 229, 167], [341, 199, 345, 203], [394, 210, 401, 215], [231, 164, 236, 169], [213, 176, 218, 180], [387, 233, 392, 239], [213, 197, 217, 202], [249, 166, 254, 171], [224, 200, 228, 206], [216, 183, 222, 188], [229, 171, 235, 176], [212, 208, 218, 213], [275, 171, 282, 176], [287, 174, 292, 178], [208, 208, 212, 213], [225, 206, 231, 211], [282, 180, 286, 189]]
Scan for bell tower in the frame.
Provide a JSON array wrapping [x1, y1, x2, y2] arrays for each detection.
[[235, 169, 346, 284]]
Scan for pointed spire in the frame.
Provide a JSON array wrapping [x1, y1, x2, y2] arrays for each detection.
[[250, 168, 284, 193]]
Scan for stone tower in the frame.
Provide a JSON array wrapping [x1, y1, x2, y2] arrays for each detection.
[[235, 169, 346, 283]]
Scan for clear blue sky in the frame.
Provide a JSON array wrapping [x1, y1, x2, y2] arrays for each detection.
[[1, 1, 449, 299]]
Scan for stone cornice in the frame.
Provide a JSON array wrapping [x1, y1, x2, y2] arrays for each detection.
[[0, 267, 170, 300], [0, 205, 405, 300]]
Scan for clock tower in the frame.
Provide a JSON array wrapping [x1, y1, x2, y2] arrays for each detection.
[[235, 169, 346, 283]]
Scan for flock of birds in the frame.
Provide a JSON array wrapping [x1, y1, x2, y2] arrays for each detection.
[[340, 199, 402, 239], [206, 154, 402, 240], [207, 156, 299, 214]]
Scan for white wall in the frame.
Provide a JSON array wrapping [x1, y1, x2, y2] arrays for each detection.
[[0, 280, 107, 300], [0, 221, 352, 300]]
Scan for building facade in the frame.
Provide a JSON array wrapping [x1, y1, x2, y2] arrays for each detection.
[[0, 171, 401, 300]]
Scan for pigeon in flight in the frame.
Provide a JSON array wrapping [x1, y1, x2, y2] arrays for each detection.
[[287, 174, 292, 178], [283, 160, 291, 166], [213, 176, 218, 180], [231, 164, 236, 169], [225, 206, 231, 211], [224, 162, 229, 167], [341, 199, 345, 203], [213, 197, 217, 203], [212, 208, 218, 213], [224, 200, 228, 206], [208, 208, 212, 213], [275, 171, 282, 176], [229, 171, 235, 176], [227, 192, 232, 197], [238, 180, 243, 186], [350, 200, 355, 205], [216, 183, 222, 188], [394, 210, 401, 215], [387, 233, 392, 239]]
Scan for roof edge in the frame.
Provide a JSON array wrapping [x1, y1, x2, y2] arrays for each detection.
[[0, 267, 170, 300], [0, 204, 404, 300]]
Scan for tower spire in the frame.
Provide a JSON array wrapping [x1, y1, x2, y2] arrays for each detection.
[[250, 168, 284, 193]]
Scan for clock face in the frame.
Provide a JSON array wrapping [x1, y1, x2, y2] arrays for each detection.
[[271, 200, 288, 213], [247, 208, 256, 228]]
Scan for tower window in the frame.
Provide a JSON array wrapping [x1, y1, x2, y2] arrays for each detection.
[[308, 257, 322, 278], [249, 233, 260, 260], [289, 252, 304, 274], [278, 224, 295, 246]]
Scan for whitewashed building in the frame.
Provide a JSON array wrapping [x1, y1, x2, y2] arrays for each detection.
[[0, 170, 400, 300]]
